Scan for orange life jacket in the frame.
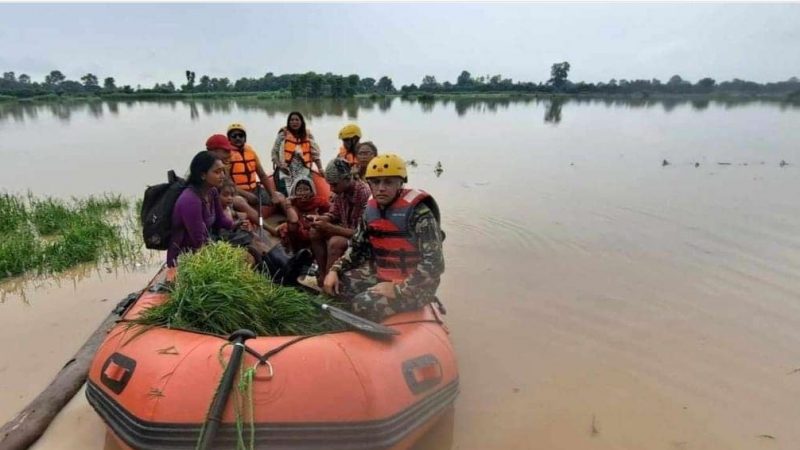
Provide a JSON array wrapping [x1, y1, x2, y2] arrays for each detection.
[[282, 128, 314, 168], [230, 144, 259, 191], [365, 189, 440, 283], [337, 146, 357, 166]]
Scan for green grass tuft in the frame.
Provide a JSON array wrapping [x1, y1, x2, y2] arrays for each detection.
[[30, 196, 73, 235], [0, 193, 28, 234], [0, 225, 42, 277], [0, 192, 144, 280]]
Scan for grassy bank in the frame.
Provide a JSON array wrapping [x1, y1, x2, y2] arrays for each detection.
[[7, 91, 292, 103], [0, 192, 142, 280], [397, 90, 800, 102]]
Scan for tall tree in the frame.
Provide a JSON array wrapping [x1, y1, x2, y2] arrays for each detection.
[[421, 75, 439, 90], [197, 75, 210, 92], [347, 74, 360, 94], [45, 70, 66, 85], [696, 77, 716, 92], [548, 62, 571, 89], [182, 70, 196, 92], [360, 77, 376, 92], [667, 75, 685, 86], [376, 76, 395, 93], [18, 74, 31, 84], [81, 73, 99, 88], [103, 77, 116, 91], [457, 70, 472, 86], [2, 72, 15, 82]]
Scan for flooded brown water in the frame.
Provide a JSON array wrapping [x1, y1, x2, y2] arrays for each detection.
[[3, 97, 800, 449]]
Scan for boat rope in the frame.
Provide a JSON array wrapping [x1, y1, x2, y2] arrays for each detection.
[[234, 359, 256, 450]]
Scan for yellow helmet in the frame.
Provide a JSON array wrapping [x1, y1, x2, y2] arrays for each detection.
[[227, 123, 246, 135], [338, 123, 362, 140], [365, 154, 407, 182]]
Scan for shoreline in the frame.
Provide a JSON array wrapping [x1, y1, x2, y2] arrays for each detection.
[[1, 91, 797, 104]]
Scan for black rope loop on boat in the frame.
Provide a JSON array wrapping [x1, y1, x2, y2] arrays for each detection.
[[243, 333, 324, 365]]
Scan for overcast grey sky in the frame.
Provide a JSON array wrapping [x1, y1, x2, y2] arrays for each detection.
[[1, 3, 798, 87]]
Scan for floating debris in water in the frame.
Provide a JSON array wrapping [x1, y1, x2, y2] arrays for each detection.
[[757, 434, 775, 440], [718, 162, 732, 165], [695, 162, 700, 168], [662, 159, 670, 166], [407, 159, 418, 167], [434, 161, 443, 177], [780, 160, 789, 167], [591, 414, 599, 436]]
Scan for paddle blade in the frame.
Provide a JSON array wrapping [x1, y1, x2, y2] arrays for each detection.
[[322, 303, 400, 337]]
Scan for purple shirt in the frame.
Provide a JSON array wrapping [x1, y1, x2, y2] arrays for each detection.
[[166, 187, 234, 266]]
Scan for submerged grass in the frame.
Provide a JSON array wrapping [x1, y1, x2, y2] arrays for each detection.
[[134, 242, 343, 336], [0, 193, 27, 234], [0, 191, 143, 280]]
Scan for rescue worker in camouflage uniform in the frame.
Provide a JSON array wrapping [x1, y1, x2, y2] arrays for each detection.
[[323, 154, 445, 322]]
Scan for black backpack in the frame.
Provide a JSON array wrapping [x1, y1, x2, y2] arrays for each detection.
[[140, 170, 186, 250]]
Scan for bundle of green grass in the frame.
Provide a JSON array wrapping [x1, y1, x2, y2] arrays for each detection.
[[135, 242, 344, 336]]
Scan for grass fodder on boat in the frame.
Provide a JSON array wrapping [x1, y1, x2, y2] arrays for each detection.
[[134, 242, 344, 336]]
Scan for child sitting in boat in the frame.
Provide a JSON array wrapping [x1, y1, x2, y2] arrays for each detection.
[[217, 178, 280, 265], [276, 176, 330, 254], [323, 154, 445, 322]]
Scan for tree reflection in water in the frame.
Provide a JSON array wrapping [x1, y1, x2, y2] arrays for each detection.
[[0, 95, 797, 124]]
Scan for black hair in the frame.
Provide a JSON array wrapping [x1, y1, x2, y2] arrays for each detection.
[[284, 111, 307, 140], [187, 151, 221, 188], [357, 141, 378, 157], [292, 178, 313, 194], [220, 177, 237, 193]]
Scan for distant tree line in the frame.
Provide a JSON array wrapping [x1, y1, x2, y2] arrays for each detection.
[[402, 63, 800, 97], [1, 63, 798, 99], [0, 69, 397, 98]]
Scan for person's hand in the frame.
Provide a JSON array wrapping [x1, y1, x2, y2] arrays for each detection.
[[238, 220, 253, 231], [278, 161, 288, 171], [310, 219, 332, 233], [271, 191, 285, 204], [368, 282, 397, 299], [323, 271, 340, 296]]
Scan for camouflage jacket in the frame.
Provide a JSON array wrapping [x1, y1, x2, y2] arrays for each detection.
[[330, 203, 445, 300]]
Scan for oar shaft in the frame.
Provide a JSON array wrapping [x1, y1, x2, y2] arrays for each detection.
[[197, 330, 255, 450]]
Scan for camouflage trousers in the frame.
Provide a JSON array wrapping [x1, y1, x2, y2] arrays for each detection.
[[339, 264, 436, 322]]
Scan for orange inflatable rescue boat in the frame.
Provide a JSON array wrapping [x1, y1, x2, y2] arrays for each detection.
[[86, 267, 459, 449]]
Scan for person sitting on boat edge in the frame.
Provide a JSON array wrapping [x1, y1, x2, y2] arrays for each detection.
[[271, 111, 324, 194], [323, 154, 445, 322], [308, 158, 371, 284], [276, 175, 330, 255], [167, 151, 239, 267], [227, 123, 283, 208], [337, 123, 362, 167], [355, 141, 378, 179]]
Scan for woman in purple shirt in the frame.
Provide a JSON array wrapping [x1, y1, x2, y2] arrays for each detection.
[[167, 151, 235, 267]]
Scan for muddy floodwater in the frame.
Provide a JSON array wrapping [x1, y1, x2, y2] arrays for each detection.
[[2, 96, 800, 450]]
